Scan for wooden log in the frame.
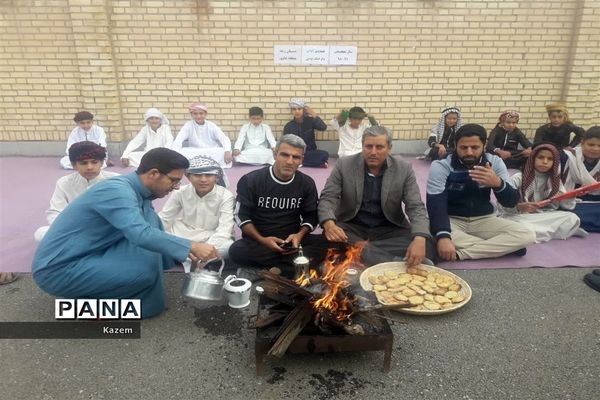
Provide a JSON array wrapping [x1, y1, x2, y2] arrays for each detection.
[[268, 300, 313, 357]]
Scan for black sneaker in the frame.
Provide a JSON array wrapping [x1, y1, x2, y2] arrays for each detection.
[[508, 248, 527, 257], [583, 273, 600, 292]]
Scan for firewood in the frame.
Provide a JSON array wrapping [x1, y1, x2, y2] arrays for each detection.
[[268, 300, 313, 357]]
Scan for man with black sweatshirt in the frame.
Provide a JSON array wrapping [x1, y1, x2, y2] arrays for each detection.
[[426, 124, 536, 261]]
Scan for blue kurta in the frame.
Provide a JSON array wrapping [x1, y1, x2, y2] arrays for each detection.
[[32, 172, 192, 318]]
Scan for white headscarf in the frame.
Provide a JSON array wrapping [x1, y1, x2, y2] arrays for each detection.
[[289, 98, 306, 108], [144, 108, 170, 126]]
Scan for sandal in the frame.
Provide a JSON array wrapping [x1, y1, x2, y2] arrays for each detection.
[[0, 272, 19, 285], [583, 273, 600, 293]]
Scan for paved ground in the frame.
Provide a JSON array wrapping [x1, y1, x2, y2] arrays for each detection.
[[1, 268, 599, 400]]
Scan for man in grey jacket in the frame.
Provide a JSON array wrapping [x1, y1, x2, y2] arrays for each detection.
[[318, 126, 436, 266]]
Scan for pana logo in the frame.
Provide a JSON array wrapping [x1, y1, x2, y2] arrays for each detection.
[[55, 299, 141, 320]]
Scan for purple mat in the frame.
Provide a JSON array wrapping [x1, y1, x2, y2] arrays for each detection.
[[0, 156, 597, 272]]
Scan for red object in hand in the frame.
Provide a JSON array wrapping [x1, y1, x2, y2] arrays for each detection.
[[536, 181, 600, 207]]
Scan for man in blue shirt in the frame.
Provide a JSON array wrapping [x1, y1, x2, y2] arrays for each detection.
[[32, 148, 218, 318], [426, 124, 535, 261]]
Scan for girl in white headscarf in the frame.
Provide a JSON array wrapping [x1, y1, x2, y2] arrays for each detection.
[[121, 108, 173, 167]]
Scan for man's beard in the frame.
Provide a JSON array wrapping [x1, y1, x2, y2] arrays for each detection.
[[460, 156, 480, 168]]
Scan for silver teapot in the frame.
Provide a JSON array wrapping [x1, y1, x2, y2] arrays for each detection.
[[181, 258, 230, 301], [293, 245, 310, 278]]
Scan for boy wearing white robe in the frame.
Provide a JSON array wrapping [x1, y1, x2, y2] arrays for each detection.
[[60, 111, 111, 169], [36, 141, 119, 242], [499, 143, 581, 242], [233, 106, 276, 165], [159, 155, 234, 272], [329, 106, 376, 158], [121, 108, 173, 168], [171, 102, 233, 168], [563, 126, 600, 232]]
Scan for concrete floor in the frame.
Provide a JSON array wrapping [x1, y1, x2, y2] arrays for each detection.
[[1, 268, 599, 400]]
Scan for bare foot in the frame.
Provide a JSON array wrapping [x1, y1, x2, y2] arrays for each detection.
[[0, 272, 19, 285]]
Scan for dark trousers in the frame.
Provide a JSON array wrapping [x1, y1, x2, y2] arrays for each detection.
[[302, 149, 329, 167], [337, 222, 438, 266], [228, 234, 333, 278], [572, 203, 600, 232]]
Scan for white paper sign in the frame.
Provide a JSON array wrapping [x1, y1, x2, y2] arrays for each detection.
[[329, 46, 357, 65], [301, 45, 330, 65], [274, 45, 302, 64]]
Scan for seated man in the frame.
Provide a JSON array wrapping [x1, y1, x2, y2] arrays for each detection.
[[159, 155, 235, 272], [35, 141, 119, 242], [426, 124, 536, 261], [229, 134, 329, 277], [171, 102, 233, 168], [32, 148, 218, 318], [319, 126, 435, 266]]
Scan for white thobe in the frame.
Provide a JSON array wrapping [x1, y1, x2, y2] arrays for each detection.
[[121, 125, 173, 167], [60, 125, 108, 169], [499, 172, 579, 242], [564, 147, 600, 197], [330, 118, 371, 158], [159, 184, 235, 264], [233, 123, 276, 165], [171, 120, 232, 168], [34, 170, 120, 241]]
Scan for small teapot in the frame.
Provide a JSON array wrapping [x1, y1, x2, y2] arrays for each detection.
[[293, 245, 310, 278]]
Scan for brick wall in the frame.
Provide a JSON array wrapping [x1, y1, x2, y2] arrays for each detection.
[[0, 0, 598, 148]]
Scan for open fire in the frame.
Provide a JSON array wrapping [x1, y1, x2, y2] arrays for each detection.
[[252, 243, 394, 374]]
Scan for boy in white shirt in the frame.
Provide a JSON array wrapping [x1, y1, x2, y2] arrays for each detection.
[[36, 141, 119, 242], [60, 111, 112, 169], [329, 106, 376, 158], [159, 155, 235, 272], [233, 106, 276, 165], [121, 108, 173, 167], [171, 102, 233, 168]]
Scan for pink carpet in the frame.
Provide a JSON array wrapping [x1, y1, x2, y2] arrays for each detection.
[[0, 156, 597, 272]]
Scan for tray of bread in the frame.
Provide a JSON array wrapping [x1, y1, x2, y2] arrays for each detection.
[[359, 261, 472, 315]]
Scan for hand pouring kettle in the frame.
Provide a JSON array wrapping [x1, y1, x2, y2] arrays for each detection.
[[181, 258, 228, 301]]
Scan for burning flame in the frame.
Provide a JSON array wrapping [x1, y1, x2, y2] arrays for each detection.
[[296, 243, 366, 321]]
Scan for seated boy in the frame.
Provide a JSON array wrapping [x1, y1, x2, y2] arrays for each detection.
[[563, 126, 600, 232], [329, 106, 377, 158], [233, 106, 276, 165], [121, 108, 173, 167], [426, 107, 462, 160], [35, 141, 119, 242], [171, 103, 233, 168], [486, 110, 532, 169], [159, 155, 235, 272], [60, 111, 112, 169]]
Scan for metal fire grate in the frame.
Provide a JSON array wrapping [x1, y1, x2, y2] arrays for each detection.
[[253, 297, 394, 376]]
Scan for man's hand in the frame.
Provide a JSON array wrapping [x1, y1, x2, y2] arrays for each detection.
[[224, 151, 233, 163], [189, 242, 218, 263], [496, 149, 512, 160], [405, 236, 426, 267], [517, 202, 539, 213], [259, 236, 287, 253], [121, 158, 130, 167], [322, 220, 348, 242], [436, 144, 447, 158], [469, 163, 502, 189], [437, 237, 457, 261], [232, 149, 241, 157]]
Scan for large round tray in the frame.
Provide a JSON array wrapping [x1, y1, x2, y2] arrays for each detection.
[[359, 262, 472, 315]]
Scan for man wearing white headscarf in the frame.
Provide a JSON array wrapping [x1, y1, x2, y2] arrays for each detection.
[[159, 155, 235, 271], [171, 103, 233, 168], [121, 108, 173, 167]]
